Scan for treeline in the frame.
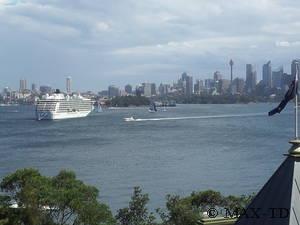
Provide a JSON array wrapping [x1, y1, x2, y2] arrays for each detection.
[[109, 96, 150, 107], [106, 94, 283, 107], [166, 94, 279, 104], [0, 169, 254, 225]]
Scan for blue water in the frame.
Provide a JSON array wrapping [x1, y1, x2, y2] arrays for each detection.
[[0, 103, 295, 212]]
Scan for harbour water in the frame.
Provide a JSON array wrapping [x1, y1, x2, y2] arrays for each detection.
[[0, 103, 294, 212]]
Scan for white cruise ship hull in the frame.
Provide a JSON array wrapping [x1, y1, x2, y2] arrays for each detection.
[[36, 92, 93, 121], [36, 111, 91, 120]]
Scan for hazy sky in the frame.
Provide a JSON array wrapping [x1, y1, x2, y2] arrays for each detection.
[[1, 0, 300, 91]]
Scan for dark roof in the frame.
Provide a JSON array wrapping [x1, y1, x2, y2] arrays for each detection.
[[235, 156, 300, 225]]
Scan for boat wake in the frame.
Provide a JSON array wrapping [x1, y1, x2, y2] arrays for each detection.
[[125, 112, 267, 122]]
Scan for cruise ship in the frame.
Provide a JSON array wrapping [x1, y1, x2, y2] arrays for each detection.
[[36, 90, 93, 120]]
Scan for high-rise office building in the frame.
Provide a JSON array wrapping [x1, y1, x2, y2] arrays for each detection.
[[151, 83, 156, 96], [204, 79, 214, 91], [180, 72, 193, 96], [219, 79, 230, 94], [66, 76, 71, 94], [194, 79, 204, 95], [245, 64, 257, 93], [31, 83, 37, 92], [143, 83, 152, 97], [291, 59, 300, 78], [231, 78, 245, 95], [40, 85, 52, 94], [141, 83, 156, 97], [135, 85, 144, 96], [19, 79, 27, 92], [262, 61, 272, 88], [125, 84, 132, 94], [108, 85, 120, 98], [98, 90, 108, 97], [282, 73, 293, 91], [272, 67, 283, 89], [158, 83, 169, 96], [213, 71, 222, 81]]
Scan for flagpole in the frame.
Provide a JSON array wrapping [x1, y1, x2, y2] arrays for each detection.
[[295, 62, 299, 139]]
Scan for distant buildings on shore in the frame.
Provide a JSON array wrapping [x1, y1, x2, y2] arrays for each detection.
[[1, 59, 299, 104]]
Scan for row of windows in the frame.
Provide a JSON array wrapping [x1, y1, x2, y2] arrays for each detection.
[[37, 100, 92, 112]]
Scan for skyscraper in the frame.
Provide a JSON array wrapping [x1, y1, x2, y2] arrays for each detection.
[[231, 78, 245, 95], [213, 71, 222, 81], [272, 67, 283, 89], [262, 61, 272, 88], [291, 59, 300, 78], [66, 76, 71, 94], [204, 79, 214, 93], [185, 76, 193, 96], [151, 83, 156, 96], [179, 72, 193, 96], [219, 79, 230, 94], [143, 83, 152, 97], [108, 85, 120, 98], [40, 85, 52, 94], [158, 83, 169, 96], [31, 83, 37, 92], [245, 64, 257, 93], [125, 84, 132, 94], [194, 79, 204, 95], [282, 73, 293, 91], [19, 79, 27, 92]]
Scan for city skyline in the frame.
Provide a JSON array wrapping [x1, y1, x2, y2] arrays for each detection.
[[1, 0, 300, 91], [1, 59, 297, 93]]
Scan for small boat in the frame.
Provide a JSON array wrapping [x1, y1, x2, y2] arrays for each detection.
[[149, 102, 157, 113], [124, 116, 136, 122], [161, 106, 167, 112], [0, 103, 18, 107], [96, 103, 103, 113], [93, 102, 103, 113]]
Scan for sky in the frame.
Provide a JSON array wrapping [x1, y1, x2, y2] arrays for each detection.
[[1, 0, 300, 91]]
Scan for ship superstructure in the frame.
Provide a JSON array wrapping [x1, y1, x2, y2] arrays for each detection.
[[36, 91, 93, 120]]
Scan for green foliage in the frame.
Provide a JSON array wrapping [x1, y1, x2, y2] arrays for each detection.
[[116, 186, 157, 225], [222, 194, 255, 211], [0, 168, 114, 225], [110, 96, 150, 107], [0, 168, 255, 225], [190, 190, 223, 211], [157, 195, 200, 225], [157, 190, 255, 225], [166, 94, 257, 104]]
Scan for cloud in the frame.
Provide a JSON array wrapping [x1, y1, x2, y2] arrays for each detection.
[[4, 14, 81, 39], [0, 1, 110, 42], [276, 41, 300, 47], [2, 0, 300, 90], [95, 22, 110, 32], [112, 36, 269, 57]]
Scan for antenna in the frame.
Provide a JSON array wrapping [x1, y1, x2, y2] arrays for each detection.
[[229, 59, 234, 84]]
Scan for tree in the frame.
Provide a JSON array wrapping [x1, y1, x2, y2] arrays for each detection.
[[0, 168, 115, 225], [110, 96, 150, 107], [116, 186, 157, 225], [190, 190, 223, 211], [157, 195, 200, 225], [222, 193, 255, 211], [157, 190, 255, 225]]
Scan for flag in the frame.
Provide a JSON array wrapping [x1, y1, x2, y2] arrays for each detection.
[[268, 78, 297, 116]]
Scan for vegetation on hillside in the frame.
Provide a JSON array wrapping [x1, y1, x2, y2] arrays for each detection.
[[116, 187, 254, 225], [0, 169, 255, 225], [0, 168, 115, 225], [109, 96, 150, 107]]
